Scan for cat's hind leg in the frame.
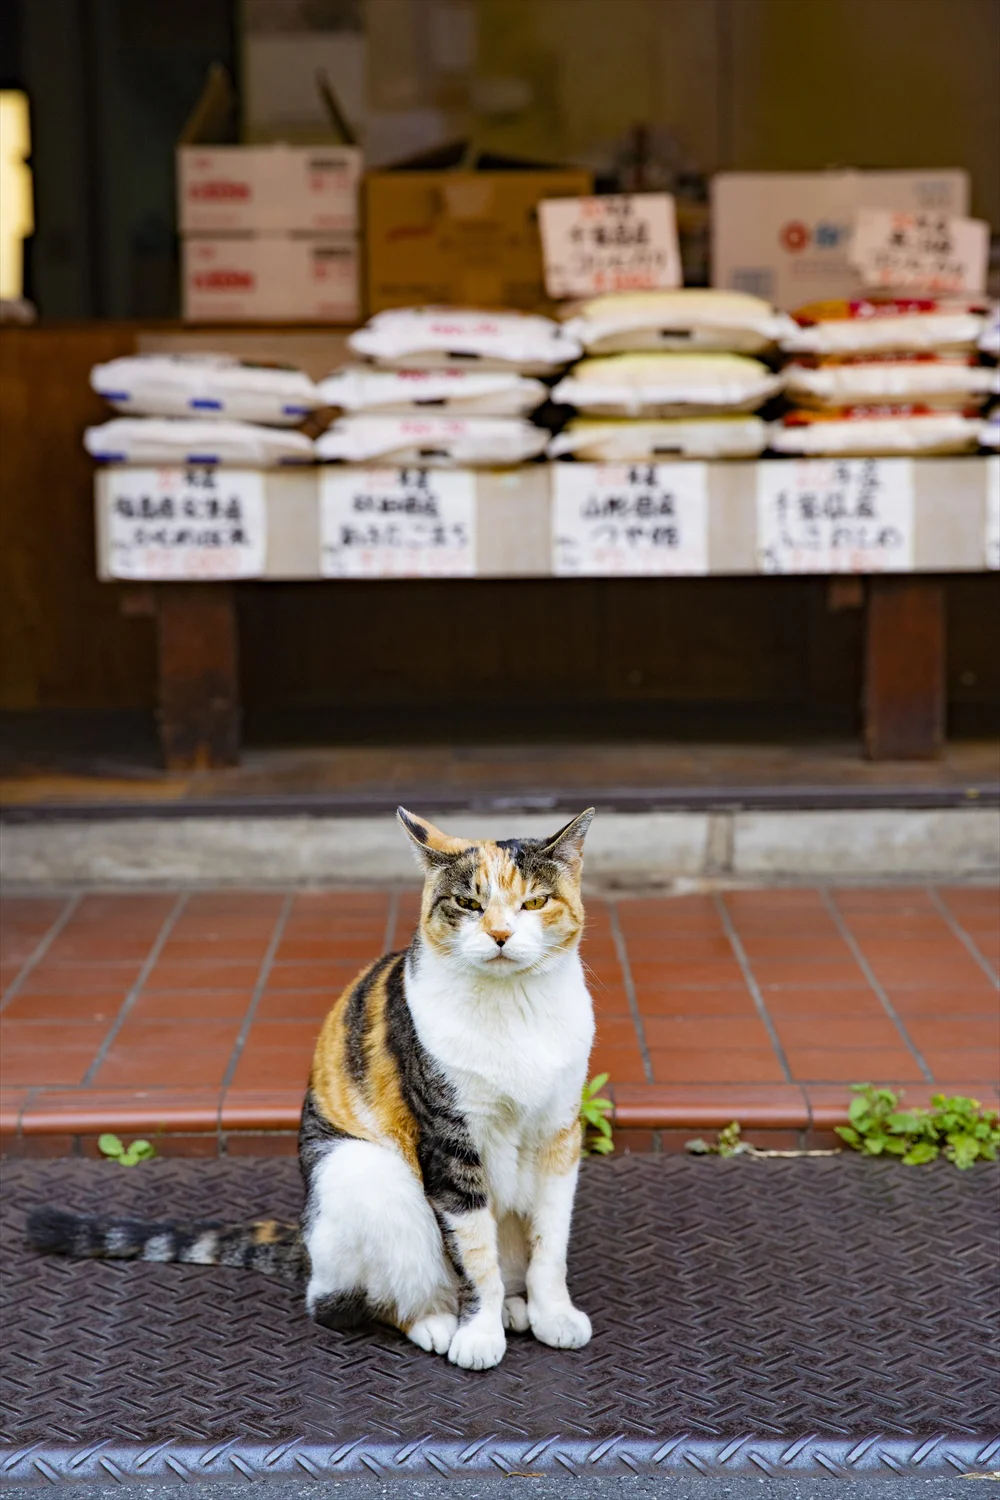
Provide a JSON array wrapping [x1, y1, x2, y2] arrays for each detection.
[[498, 1211, 530, 1333], [302, 1138, 456, 1347]]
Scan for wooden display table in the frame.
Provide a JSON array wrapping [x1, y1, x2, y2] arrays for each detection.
[[93, 457, 996, 767]]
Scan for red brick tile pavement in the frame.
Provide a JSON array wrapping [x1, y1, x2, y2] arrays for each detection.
[[1, 887, 996, 1155]]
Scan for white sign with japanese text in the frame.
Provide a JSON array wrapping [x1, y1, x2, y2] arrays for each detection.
[[756, 458, 915, 574], [539, 193, 681, 299], [987, 456, 1000, 571], [553, 462, 708, 577], [849, 209, 989, 295], [319, 467, 476, 578], [105, 467, 266, 579]]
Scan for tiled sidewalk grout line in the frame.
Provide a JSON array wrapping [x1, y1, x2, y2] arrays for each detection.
[[713, 893, 796, 1088], [216, 894, 295, 1125], [79, 894, 190, 1087], [926, 886, 1000, 987], [607, 900, 654, 1084], [821, 888, 934, 1084], [0, 895, 81, 1015]]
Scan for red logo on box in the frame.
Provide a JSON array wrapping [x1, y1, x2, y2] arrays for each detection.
[[192, 270, 255, 290], [780, 221, 810, 253]]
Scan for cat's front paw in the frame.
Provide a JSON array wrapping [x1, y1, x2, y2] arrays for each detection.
[[407, 1311, 458, 1355], [448, 1317, 506, 1370], [528, 1302, 591, 1350]]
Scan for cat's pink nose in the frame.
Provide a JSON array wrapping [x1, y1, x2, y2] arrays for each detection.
[[488, 928, 512, 947]]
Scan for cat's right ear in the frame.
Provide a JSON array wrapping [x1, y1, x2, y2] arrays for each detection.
[[397, 808, 471, 871]]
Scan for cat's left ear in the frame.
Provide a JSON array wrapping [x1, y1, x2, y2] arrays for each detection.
[[540, 807, 595, 873]]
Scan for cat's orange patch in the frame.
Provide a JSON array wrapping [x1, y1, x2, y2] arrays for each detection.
[[538, 1120, 583, 1176]]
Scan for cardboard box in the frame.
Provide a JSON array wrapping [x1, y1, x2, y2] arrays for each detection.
[[182, 235, 359, 323], [365, 145, 592, 313], [711, 170, 970, 310], [178, 144, 362, 234]]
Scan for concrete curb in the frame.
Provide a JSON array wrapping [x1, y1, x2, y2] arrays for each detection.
[[2, 807, 997, 887]]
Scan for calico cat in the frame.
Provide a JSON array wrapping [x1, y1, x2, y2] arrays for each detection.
[[28, 807, 597, 1372]]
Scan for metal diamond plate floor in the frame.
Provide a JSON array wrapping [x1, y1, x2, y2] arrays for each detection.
[[2, 1157, 998, 1483]]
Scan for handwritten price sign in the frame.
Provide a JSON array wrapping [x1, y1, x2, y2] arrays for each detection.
[[849, 209, 989, 295], [756, 458, 914, 574], [553, 462, 708, 576], [320, 468, 476, 578], [106, 468, 266, 579], [539, 194, 681, 299]]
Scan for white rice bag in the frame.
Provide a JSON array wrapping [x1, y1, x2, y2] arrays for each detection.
[[90, 354, 321, 425], [980, 304, 1000, 358], [348, 308, 581, 372], [563, 289, 794, 355], [552, 353, 783, 416], [314, 415, 548, 467], [316, 366, 547, 416], [784, 356, 999, 409], [769, 406, 982, 457], [782, 298, 986, 356], [549, 415, 767, 461], [83, 418, 315, 467]]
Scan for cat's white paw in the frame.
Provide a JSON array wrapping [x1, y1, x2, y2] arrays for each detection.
[[529, 1303, 592, 1350], [407, 1312, 458, 1355], [502, 1294, 530, 1333], [447, 1317, 506, 1370]]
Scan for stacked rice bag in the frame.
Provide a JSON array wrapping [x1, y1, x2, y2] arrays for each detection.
[[773, 299, 995, 456], [314, 309, 579, 467], [547, 290, 789, 461], [979, 305, 1000, 450], [85, 354, 320, 466]]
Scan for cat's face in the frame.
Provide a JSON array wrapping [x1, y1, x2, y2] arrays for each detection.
[[398, 808, 594, 977]]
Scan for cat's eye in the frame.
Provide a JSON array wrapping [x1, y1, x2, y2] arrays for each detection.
[[522, 895, 548, 910], [454, 895, 483, 912]]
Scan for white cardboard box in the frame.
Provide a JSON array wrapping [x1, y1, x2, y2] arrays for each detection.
[[182, 235, 360, 323], [711, 170, 970, 310], [178, 145, 362, 234]]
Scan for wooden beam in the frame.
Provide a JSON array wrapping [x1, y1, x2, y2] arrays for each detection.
[[864, 577, 945, 760], [156, 585, 240, 769]]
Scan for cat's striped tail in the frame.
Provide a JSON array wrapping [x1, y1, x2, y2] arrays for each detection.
[[26, 1206, 304, 1281]]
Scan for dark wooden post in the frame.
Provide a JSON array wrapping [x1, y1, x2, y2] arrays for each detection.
[[864, 577, 945, 760], [156, 585, 240, 769]]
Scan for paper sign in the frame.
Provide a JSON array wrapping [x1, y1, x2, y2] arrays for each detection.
[[105, 467, 265, 579], [849, 209, 989, 295], [757, 458, 914, 574], [553, 462, 708, 577], [987, 457, 1000, 571], [539, 194, 681, 299], [320, 467, 476, 578]]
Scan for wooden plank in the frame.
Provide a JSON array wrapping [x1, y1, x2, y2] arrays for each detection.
[[157, 585, 240, 769], [864, 578, 945, 760]]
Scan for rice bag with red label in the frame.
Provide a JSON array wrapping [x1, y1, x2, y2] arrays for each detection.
[[782, 298, 986, 356], [314, 415, 548, 467]]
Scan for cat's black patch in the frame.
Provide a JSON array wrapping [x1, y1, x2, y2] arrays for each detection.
[[344, 955, 396, 1085], [299, 1089, 355, 1183]]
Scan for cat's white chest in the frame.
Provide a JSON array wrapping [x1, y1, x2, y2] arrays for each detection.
[[406, 953, 594, 1211]]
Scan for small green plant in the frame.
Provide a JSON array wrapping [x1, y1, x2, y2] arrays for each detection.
[[98, 1133, 157, 1167], [836, 1084, 1000, 1169], [687, 1120, 745, 1156], [580, 1073, 614, 1155]]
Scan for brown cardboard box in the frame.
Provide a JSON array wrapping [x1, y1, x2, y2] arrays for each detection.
[[365, 145, 592, 313]]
